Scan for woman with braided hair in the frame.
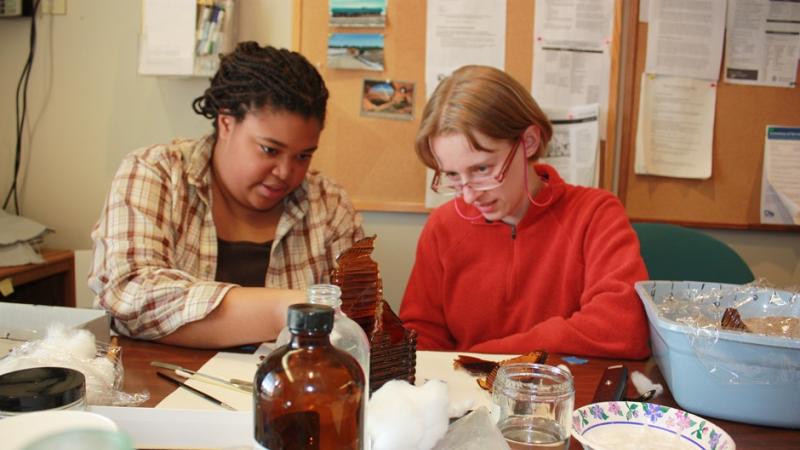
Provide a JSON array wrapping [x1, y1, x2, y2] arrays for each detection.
[[89, 42, 364, 347]]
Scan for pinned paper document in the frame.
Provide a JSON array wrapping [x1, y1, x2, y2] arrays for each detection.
[[761, 126, 800, 225], [634, 74, 716, 179]]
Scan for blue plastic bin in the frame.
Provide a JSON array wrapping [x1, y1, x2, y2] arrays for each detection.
[[635, 280, 800, 429]]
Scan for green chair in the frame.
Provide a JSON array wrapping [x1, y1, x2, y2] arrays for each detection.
[[632, 222, 755, 284]]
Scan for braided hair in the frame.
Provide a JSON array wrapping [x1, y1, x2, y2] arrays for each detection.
[[192, 42, 328, 134]]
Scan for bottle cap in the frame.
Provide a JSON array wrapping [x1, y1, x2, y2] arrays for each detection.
[[287, 304, 334, 335], [0, 367, 86, 413]]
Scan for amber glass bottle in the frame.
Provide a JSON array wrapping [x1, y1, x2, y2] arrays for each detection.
[[254, 304, 365, 450]]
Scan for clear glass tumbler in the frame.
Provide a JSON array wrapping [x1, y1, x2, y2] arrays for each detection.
[[491, 363, 574, 450]]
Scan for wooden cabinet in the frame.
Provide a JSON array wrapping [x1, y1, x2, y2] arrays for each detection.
[[0, 249, 75, 307]]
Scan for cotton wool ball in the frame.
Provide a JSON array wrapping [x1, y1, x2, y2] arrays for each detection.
[[368, 379, 450, 450], [369, 382, 426, 450], [37, 323, 70, 354], [447, 398, 474, 420], [62, 327, 98, 359], [411, 380, 449, 449]]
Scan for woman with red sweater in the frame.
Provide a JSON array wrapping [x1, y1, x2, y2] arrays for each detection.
[[398, 65, 650, 359]]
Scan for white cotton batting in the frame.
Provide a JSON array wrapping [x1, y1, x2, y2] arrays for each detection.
[[0, 323, 121, 405], [447, 397, 475, 419], [368, 379, 450, 450], [631, 370, 664, 397]]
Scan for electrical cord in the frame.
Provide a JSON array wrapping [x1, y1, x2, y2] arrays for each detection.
[[3, 0, 41, 214]]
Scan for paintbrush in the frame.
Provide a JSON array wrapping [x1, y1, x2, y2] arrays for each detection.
[[150, 360, 252, 392]]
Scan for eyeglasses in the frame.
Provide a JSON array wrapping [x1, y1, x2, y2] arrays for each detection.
[[430, 138, 521, 196]]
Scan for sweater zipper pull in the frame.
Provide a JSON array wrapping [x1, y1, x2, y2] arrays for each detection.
[[511, 224, 517, 240]]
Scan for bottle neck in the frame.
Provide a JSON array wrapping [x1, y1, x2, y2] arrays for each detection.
[[289, 332, 333, 348], [307, 284, 343, 309], [309, 296, 342, 310]]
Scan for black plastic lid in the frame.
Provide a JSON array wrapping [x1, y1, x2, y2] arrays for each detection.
[[287, 304, 334, 335], [0, 367, 86, 412]]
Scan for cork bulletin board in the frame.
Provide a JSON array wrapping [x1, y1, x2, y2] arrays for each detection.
[[617, 2, 800, 230], [294, 0, 625, 212]]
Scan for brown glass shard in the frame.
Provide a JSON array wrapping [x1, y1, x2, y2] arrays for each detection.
[[453, 355, 499, 376], [721, 307, 749, 332], [453, 351, 549, 391], [331, 236, 417, 393]]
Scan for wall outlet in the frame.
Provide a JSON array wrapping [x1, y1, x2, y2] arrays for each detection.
[[41, 0, 66, 15]]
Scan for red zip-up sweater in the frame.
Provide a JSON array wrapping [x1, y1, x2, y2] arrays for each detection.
[[399, 165, 650, 359]]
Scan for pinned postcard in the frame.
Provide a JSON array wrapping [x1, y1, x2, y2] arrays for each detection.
[[329, 0, 387, 28], [761, 126, 800, 225], [361, 79, 415, 120], [328, 33, 385, 71]]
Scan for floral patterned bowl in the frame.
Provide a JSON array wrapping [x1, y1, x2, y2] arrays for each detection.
[[572, 402, 735, 450]]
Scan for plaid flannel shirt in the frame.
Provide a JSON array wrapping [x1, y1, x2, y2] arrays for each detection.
[[89, 135, 364, 339]]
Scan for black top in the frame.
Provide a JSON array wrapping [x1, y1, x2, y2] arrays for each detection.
[[0, 367, 85, 412], [215, 239, 272, 287], [288, 304, 335, 335]]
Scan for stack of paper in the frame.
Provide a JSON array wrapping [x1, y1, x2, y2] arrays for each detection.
[[0, 210, 49, 267]]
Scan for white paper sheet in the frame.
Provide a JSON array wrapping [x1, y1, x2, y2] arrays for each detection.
[[414, 351, 511, 414], [0, 210, 47, 245], [532, 0, 613, 138], [761, 126, 800, 225], [724, 0, 800, 87], [533, 0, 614, 44], [634, 74, 717, 179], [640, 0, 650, 23], [424, 0, 506, 99], [541, 104, 600, 187], [0, 242, 44, 266], [138, 0, 196, 76], [645, 0, 727, 81], [155, 348, 504, 415], [532, 43, 610, 134], [423, 0, 507, 208], [156, 344, 273, 411]]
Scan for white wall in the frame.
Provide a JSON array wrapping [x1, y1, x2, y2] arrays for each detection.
[[0, 1, 797, 315]]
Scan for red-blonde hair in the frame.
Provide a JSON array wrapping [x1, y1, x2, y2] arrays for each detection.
[[416, 65, 553, 169]]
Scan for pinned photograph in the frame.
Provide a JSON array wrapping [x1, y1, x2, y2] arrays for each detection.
[[361, 79, 415, 120], [330, 0, 387, 28], [328, 33, 385, 71]]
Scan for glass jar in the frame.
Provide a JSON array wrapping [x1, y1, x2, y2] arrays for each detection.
[[491, 363, 574, 450], [0, 367, 87, 418]]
